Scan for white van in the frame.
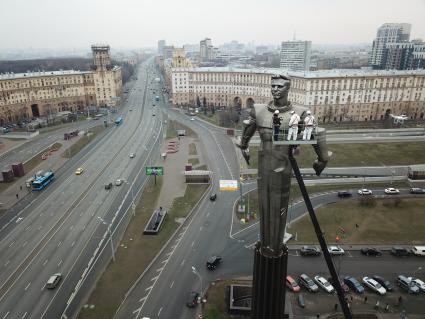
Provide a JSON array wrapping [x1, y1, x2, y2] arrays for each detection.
[[412, 246, 425, 256]]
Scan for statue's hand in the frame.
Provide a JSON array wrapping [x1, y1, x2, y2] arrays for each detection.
[[313, 159, 327, 176]]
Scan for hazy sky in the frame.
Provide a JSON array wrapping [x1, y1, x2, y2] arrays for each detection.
[[1, 0, 424, 50]]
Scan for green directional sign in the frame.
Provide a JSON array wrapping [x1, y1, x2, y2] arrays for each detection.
[[146, 166, 164, 176]]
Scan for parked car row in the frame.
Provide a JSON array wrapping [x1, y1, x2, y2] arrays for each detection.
[[299, 245, 425, 257], [286, 273, 425, 295]]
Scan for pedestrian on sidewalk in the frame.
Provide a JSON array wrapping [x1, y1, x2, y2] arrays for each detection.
[[16, 193, 18, 199], [364, 296, 368, 303], [20, 185, 23, 191], [385, 303, 389, 312], [374, 300, 380, 310], [398, 295, 402, 306]]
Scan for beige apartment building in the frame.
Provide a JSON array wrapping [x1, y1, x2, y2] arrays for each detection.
[[169, 66, 425, 122], [0, 45, 122, 125]]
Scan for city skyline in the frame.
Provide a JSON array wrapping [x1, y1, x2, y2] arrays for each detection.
[[0, 0, 424, 50]]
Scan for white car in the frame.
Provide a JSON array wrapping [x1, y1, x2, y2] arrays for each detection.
[[385, 187, 399, 194], [115, 179, 123, 186], [328, 246, 345, 255], [362, 276, 387, 295], [129, 153, 135, 158], [408, 277, 425, 292], [358, 188, 373, 195], [190, 117, 195, 121], [314, 276, 334, 294]]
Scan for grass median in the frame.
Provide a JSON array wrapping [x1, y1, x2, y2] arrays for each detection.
[[247, 141, 425, 169], [78, 179, 209, 319], [290, 197, 425, 244], [166, 120, 196, 139], [63, 125, 105, 158]]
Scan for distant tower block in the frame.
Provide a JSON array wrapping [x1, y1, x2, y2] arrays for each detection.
[[91, 44, 112, 71]]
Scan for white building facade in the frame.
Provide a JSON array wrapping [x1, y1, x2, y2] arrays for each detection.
[[280, 40, 312, 71], [170, 67, 425, 123]]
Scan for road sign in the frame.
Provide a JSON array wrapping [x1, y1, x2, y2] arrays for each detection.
[[146, 166, 164, 176], [219, 180, 239, 191]]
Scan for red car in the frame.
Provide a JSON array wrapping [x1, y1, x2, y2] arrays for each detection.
[[286, 276, 300, 292]]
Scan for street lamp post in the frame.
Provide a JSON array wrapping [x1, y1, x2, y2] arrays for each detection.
[[191, 266, 203, 299], [97, 217, 116, 262]]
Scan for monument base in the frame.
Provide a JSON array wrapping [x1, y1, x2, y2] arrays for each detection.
[[251, 242, 288, 319]]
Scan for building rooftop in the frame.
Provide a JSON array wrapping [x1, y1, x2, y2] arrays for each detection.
[[172, 66, 425, 78], [0, 69, 93, 80]]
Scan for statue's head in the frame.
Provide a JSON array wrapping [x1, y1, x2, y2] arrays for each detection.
[[271, 74, 291, 101]]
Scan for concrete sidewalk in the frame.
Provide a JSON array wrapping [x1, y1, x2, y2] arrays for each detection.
[[156, 134, 207, 212]]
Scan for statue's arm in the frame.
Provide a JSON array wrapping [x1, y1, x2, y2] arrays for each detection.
[[239, 108, 257, 150], [312, 127, 331, 176]]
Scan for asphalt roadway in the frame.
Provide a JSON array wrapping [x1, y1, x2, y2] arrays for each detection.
[[115, 80, 425, 318], [0, 59, 164, 318]]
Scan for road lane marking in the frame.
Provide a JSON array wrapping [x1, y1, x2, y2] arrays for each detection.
[[71, 241, 75, 247], [21, 313, 27, 319], [151, 276, 158, 282], [157, 307, 162, 316], [4, 260, 10, 267], [70, 225, 74, 230], [180, 259, 185, 266], [199, 226, 203, 231], [43, 259, 48, 266], [2, 311, 10, 318], [38, 226, 42, 230], [22, 241, 27, 247], [206, 212, 210, 217], [145, 285, 153, 292], [139, 296, 147, 303], [58, 260, 63, 267], [161, 259, 167, 264], [156, 267, 163, 272], [57, 241, 62, 247], [170, 281, 174, 289], [24, 282, 31, 291], [8, 241, 14, 248], [191, 241, 195, 247]]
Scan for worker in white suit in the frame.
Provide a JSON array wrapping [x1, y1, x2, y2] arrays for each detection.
[[287, 110, 300, 141], [303, 110, 315, 140]]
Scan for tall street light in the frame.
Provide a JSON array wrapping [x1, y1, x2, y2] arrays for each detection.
[[97, 216, 116, 262], [191, 266, 203, 298]]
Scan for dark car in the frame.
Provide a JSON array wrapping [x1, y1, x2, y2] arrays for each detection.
[[328, 277, 350, 293], [300, 246, 321, 256], [343, 276, 364, 294], [105, 183, 113, 190], [298, 274, 319, 292], [337, 191, 352, 198], [410, 188, 425, 194], [186, 291, 200, 308], [206, 256, 222, 270], [390, 246, 410, 257], [372, 275, 394, 291], [209, 194, 217, 201], [361, 247, 382, 257]]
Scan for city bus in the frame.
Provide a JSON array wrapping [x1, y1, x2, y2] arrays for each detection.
[[115, 117, 123, 125], [32, 171, 55, 191]]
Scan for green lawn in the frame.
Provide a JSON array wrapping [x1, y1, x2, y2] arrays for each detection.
[[188, 158, 200, 166], [290, 198, 425, 244], [62, 125, 105, 158], [247, 142, 425, 169]]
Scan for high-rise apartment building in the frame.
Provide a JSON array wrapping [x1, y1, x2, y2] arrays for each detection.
[[200, 38, 213, 62], [280, 40, 312, 71], [370, 23, 411, 69], [158, 40, 166, 55]]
